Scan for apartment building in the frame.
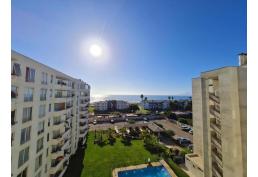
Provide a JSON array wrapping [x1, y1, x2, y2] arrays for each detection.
[[11, 50, 90, 177], [140, 100, 170, 110], [93, 101, 108, 111], [185, 53, 247, 177], [93, 100, 129, 111]]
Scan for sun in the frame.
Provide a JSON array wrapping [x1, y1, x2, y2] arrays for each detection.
[[89, 44, 102, 57]]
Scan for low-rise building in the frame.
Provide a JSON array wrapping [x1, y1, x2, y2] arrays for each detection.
[[141, 100, 170, 110], [94, 100, 129, 111], [11, 50, 90, 177]]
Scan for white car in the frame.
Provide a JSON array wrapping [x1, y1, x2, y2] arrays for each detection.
[[189, 129, 193, 134], [93, 120, 97, 125]]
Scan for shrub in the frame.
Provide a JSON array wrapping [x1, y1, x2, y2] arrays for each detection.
[[165, 158, 189, 177]]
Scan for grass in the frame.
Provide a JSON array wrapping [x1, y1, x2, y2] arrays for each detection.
[[65, 132, 159, 177]]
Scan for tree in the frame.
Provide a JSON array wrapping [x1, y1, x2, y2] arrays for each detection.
[[168, 96, 171, 101], [107, 128, 116, 145], [129, 104, 140, 112], [140, 94, 144, 101], [144, 97, 148, 103]]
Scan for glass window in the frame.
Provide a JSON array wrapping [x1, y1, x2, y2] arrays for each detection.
[[35, 154, 42, 171], [24, 88, 33, 102], [49, 89, 52, 97], [25, 67, 35, 82], [50, 75, 53, 83], [36, 137, 44, 153], [38, 105, 46, 118], [11, 85, 18, 99], [40, 89, 47, 101], [11, 110, 16, 125], [20, 127, 31, 145], [22, 107, 32, 123], [18, 147, 29, 167], [38, 121, 44, 135], [47, 133, 49, 142], [12, 63, 21, 76], [41, 72, 48, 85], [17, 168, 27, 177], [49, 104, 51, 112]]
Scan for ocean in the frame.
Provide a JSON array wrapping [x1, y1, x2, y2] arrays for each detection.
[[90, 95, 191, 103]]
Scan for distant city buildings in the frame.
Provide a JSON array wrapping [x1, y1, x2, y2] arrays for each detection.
[[185, 53, 247, 177], [11, 51, 90, 177], [93, 100, 129, 111], [140, 100, 170, 110]]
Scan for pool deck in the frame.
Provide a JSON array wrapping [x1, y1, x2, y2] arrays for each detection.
[[112, 159, 178, 177]]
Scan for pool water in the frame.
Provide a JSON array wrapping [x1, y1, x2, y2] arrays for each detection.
[[118, 166, 172, 177]]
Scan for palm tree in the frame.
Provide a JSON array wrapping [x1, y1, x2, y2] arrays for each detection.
[[140, 94, 144, 102], [144, 97, 148, 102], [168, 96, 171, 101]]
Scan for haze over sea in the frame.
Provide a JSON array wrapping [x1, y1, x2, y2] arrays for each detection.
[[90, 95, 191, 103]]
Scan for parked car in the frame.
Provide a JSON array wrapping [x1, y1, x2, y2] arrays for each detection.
[[143, 117, 149, 121], [181, 127, 191, 132], [189, 129, 193, 134], [93, 120, 97, 125], [177, 137, 191, 146], [110, 119, 114, 123]]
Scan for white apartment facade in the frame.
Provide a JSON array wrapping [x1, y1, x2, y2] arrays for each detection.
[[116, 100, 130, 110], [93, 101, 108, 111], [11, 50, 90, 177], [185, 53, 247, 177], [140, 100, 170, 110]]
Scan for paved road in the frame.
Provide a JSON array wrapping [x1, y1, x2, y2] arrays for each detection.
[[89, 119, 193, 142]]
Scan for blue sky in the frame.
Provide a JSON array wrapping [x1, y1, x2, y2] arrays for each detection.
[[12, 0, 246, 96]]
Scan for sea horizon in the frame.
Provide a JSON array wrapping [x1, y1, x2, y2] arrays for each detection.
[[90, 94, 192, 103]]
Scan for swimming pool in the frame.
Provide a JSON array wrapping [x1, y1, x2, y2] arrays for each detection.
[[118, 165, 172, 177]]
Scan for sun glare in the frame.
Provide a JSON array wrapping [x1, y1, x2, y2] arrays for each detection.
[[89, 44, 102, 57]]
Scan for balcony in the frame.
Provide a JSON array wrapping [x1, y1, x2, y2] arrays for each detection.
[[50, 157, 64, 174], [212, 150, 223, 169], [51, 148, 64, 159], [210, 105, 220, 118], [211, 135, 222, 151], [212, 163, 223, 177], [209, 93, 220, 104], [40, 95, 47, 101], [51, 134, 64, 145], [210, 122, 221, 134], [52, 121, 64, 130]]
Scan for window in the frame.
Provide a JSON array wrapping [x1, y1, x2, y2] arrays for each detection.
[[17, 167, 27, 177], [46, 148, 48, 157], [41, 72, 48, 85], [11, 85, 18, 99], [39, 105, 46, 118], [35, 154, 42, 171], [49, 89, 52, 97], [48, 119, 50, 127], [20, 127, 31, 145], [38, 121, 44, 135], [36, 137, 44, 153], [22, 107, 32, 123], [24, 88, 33, 102], [25, 67, 35, 82], [50, 75, 53, 83], [11, 132, 14, 146], [40, 89, 47, 101], [12, 62, 21, 76], [47, 133, 49, 142], [18, 147, 29, 167], [45, 164, 47, 173], [35, 171, 41, 177], [11, 110, 16, 125], [49, 104, 51, 112]]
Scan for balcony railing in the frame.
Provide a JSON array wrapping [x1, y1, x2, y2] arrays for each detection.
[[209, 93, 220, 104], [53, 134, 62, 140], [53, 120, 63, 126], [24, 96, 33, 102], [212, 150, 223, 169]]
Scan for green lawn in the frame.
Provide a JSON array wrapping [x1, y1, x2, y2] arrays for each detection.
[[64, 132, 159, 177]]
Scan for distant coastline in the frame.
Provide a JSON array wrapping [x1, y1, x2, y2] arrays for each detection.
[[90, 95, 191, 103]]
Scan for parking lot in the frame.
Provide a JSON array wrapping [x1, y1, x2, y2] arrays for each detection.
[[89, 118, 193, 142]]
